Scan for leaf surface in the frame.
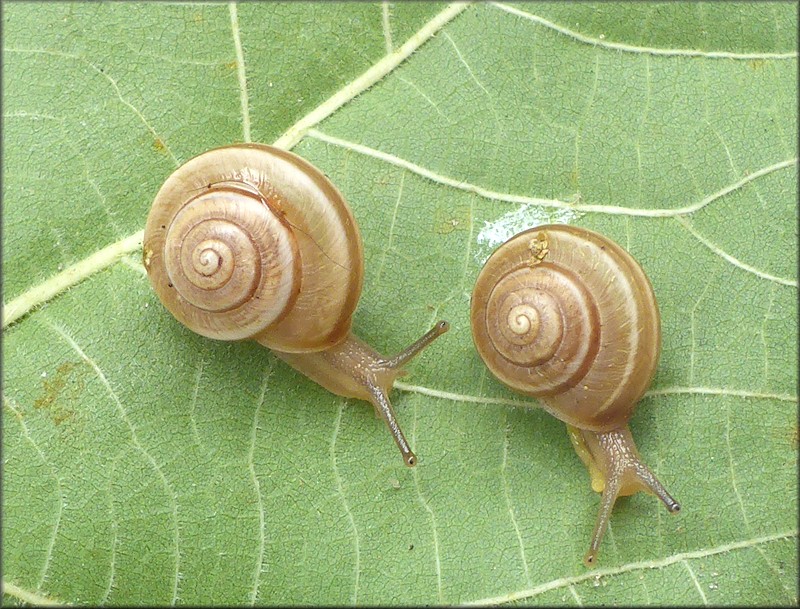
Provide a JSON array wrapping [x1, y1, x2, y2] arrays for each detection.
[[3, 2, 797, 606]]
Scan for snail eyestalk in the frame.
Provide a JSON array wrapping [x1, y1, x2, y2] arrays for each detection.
[[381, 321, 450, 369], [570, 426, 680, 567], [271, 321, 450, 467], [371, 320, 450, 466], [367, 383, 416, 467]]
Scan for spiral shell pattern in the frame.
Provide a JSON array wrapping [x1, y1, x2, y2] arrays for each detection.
[[145, 180, 299, 340], [143, 144, 364, 350], [471, 225, 661, 431]]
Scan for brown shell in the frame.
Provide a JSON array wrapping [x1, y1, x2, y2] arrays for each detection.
[[143, 144, 364, 352], [470, 224, 661, 431]]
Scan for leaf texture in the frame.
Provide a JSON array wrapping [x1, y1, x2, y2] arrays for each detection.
[[2, 2, 797, 606]]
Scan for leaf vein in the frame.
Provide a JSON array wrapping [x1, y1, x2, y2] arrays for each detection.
[[394, 381, 798, 405], [273, 2, 470, 150], [674, 217, 797, 287], [381, 2, 393, 55], [189, 358, 205, 447], [397, 75, 447, 118], [1, 581, 63, 607], [2, 231, 144, 329], [491, 3, 799, 60], [725, 403, 750, 529], [688, 268, 719, 385], [228, 2, 251, 143], [43, 319, 182, 604], [411, 400, 444, 602], [573, 55, 601, 192], [568, 584, 583, 606], [682, 559, 709, 605], [462, 530, 798, 605], [2, 111, 61, 122], [330, 402, 361, 604], [375, 172, 405, 285], [501, 418, 532, 586], [247, 367, 270, 605], [102, 453, 121, 604], [3, 396, 66, 594], [4, 47, 179, 165], [755, 545, 799, 602], [760, 286, 777, 388], [306, 129, 798, 219]]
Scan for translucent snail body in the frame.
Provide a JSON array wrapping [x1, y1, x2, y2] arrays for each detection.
[[470, 224, 679, 566], [143, 144, 448, 467]]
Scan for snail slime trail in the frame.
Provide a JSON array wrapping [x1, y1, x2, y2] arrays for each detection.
[[470, 224, 679, 567], [143, 143, 449, 467]]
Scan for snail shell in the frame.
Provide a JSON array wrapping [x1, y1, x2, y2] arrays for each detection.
[[470, 224, 661, 431], [143, 143, 363, 352]]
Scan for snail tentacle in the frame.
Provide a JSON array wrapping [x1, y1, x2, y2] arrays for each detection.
[[273, 321, 450, 467], [584, 459, 623, 567], [380, 320, 450, 369], [575, 426, 681, 567], [366, 382, 416, 467]]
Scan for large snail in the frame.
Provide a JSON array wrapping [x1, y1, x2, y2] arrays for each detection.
[[142, 144, 448, 467], [470, 224, 679, 566]]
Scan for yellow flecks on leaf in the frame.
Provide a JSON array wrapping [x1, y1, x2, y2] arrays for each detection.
[[434, 206, 469, 234], [569, 168, 580, 188], [435, 217, 463, 234], [153, 138, 167, 154], [143, 246, 153, 269], [528, 234, 549, 266]]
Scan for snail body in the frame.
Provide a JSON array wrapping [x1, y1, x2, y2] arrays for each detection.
[[470, 224, 679, 566], [143, 144, 448, 466]]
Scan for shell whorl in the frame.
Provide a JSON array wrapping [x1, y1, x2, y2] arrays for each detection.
[[143, 144, 364, 352], [471, 224, 661, 431]]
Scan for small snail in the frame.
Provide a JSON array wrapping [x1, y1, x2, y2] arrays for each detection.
[[142, 144, 448, 467], [470, 224, 679, 566]]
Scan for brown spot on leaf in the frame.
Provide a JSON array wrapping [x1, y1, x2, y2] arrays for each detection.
[[34, 362, 87, 426]]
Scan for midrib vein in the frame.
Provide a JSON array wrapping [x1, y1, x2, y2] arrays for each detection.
[[3, 230, 144, 328], [3, 3, 470, 330]]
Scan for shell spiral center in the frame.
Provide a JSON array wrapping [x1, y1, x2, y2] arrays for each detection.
[[481, 262, 600, 396], [153, 187, 299, 339]]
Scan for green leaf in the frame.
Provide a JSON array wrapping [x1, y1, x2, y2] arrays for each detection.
[[3, 2, 797, 605]]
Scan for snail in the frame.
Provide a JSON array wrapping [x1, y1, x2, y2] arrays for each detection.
[[470, 224, 679, 566], [142, 143, 448, 467]]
